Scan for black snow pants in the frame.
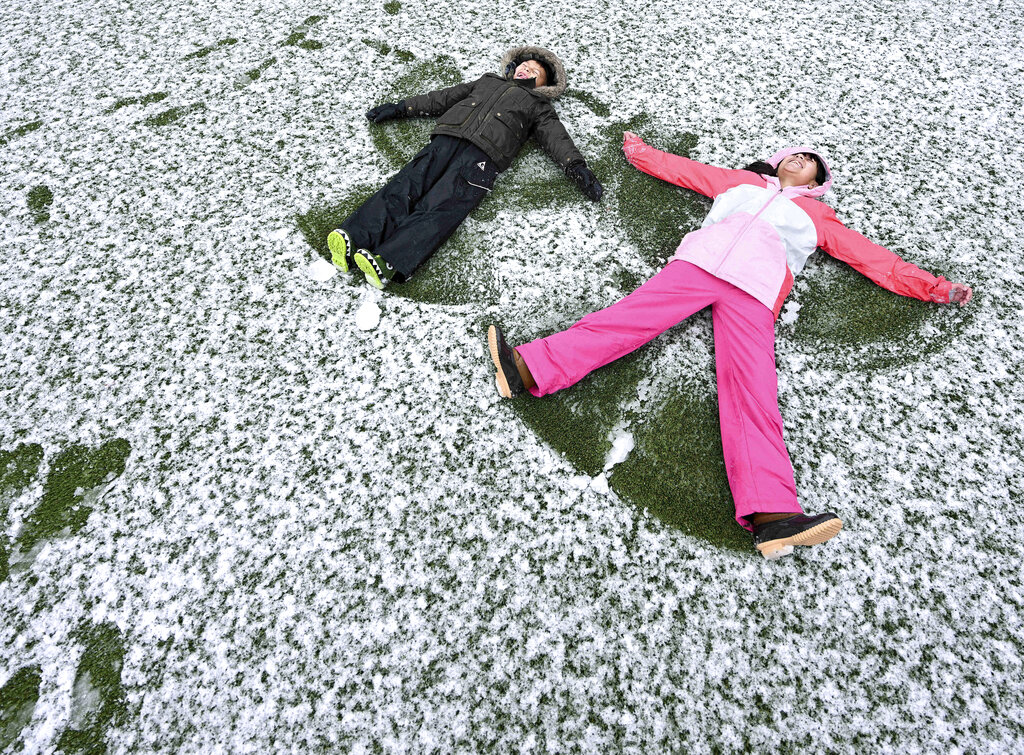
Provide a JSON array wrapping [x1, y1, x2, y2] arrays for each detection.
[[340, 135, 499, 280]]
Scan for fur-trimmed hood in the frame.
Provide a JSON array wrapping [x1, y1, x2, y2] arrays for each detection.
[[500, 45, 567, 100]]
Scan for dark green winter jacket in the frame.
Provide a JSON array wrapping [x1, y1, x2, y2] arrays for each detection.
[[398, 46, 586, 173]]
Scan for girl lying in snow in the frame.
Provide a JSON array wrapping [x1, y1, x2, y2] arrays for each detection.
[[327, 45, 602, 290], [487, 132, 972, 560]]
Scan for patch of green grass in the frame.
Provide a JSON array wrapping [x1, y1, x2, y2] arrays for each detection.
[[367, 56, 460, 168], [563, 89, 610, 117], [384, 1, 401, 14], [16, 439, 130, 553], [593, 113, 706, 269], [283, 31, 322, 49], [363, 38, 392, 56], [0, 666, 41, 752], [27, 185, 53, 224], [0, 120, 43, 147], [610, 387, 748, 551], [303, 15, 325, 25], [794, 254, 975, 370], [1, 442, 43, 582], [362, 38, 413, 62], [244, 57, 277, 82], [512, 350, 648, 476], [182, 38, 237, 60], [143, 103, 205, 127], [107, 92, 168, 112], [55, 623, 126, 755], [0, 443, 43, 510], [296, 185, 381, 261]]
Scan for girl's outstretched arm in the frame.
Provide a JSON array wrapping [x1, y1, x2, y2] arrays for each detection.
[[622, 132, 757, 198], [815, 204, 973, 306]]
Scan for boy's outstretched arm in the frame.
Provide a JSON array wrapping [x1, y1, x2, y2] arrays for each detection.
[[398, 80, 477, 117], [365, 79, 478, 123], [532, 106, 602, 201]]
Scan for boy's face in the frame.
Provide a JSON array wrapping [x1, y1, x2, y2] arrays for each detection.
[[513, 60, 548, 87]]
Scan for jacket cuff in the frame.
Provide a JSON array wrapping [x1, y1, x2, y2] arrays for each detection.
[[927, 277, 952, 303]]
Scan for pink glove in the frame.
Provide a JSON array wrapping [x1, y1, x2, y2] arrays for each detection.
[[622, 131, 647, 161]]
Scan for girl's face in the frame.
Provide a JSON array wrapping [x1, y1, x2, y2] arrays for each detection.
[[776, 153, 819, 188], [514, 60, 548, 87]]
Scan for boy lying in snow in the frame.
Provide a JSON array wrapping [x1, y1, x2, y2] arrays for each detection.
[[328, 45, 603, 289]]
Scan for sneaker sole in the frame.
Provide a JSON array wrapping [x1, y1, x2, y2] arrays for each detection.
[[756, 517, 843, 560], [354, 253, 385, 290], [487, 326, 513, 398], [327, 230, 350, 272]]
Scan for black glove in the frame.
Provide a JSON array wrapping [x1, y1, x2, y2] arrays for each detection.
[[566, 162, 603, 202], [365, 102, 404, 123]]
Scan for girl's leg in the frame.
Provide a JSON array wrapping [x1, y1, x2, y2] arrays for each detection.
[[515, 261, 718, 397], [710, 289, 802, 530]]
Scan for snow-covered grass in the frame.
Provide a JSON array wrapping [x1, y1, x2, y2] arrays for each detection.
[[2, 0, 1023, 751]]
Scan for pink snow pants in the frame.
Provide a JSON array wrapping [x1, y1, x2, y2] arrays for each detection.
[[516, 261, 802, 529]]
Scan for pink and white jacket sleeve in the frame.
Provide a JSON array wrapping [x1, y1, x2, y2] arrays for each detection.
[[622, 132, 755, 198], [813, 204, 953, 303]]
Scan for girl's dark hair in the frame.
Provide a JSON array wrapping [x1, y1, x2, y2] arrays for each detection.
[[743, 161, 777, 177], [743, 156, 827, 185]]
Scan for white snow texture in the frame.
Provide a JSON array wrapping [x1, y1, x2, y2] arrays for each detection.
[[1, 0, 1023, 752]]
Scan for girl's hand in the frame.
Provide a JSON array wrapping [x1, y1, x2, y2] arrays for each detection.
[[948, 283, 973, 306], [623, 131, 647, 160]]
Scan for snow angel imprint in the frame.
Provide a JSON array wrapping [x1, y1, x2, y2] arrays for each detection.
[[487, 132, 972, 560], [327, 45, 603, 290]]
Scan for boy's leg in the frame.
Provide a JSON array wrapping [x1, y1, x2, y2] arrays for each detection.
[[340, 136, 465, 252], [373, 142, 497, 278], [515, 261, 717, 397], [709, 289, 802, 530]]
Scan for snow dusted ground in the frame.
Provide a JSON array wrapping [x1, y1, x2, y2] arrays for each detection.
[[2, 0, 1023, 751]]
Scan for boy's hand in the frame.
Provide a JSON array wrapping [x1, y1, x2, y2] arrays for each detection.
[[366, 102, 404, 123], [566, 163, 603, 202]]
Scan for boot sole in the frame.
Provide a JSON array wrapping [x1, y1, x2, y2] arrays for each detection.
[[487, 326, 514, 398], [756, 517, 843, 560], [327, 230, 350, 272], [354, 253, 385, 290]]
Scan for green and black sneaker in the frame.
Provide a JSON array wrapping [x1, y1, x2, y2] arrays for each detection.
[[353, 251, 396, 290], [327, 229, 354, 272]]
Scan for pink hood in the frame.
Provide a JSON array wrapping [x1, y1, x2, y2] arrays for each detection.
[[767, 146, 832, 198]]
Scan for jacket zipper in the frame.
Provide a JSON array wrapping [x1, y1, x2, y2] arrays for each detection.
[[712, 188, 783, 276]]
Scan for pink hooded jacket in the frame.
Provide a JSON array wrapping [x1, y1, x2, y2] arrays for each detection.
[[622, 133, 954, 318]]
